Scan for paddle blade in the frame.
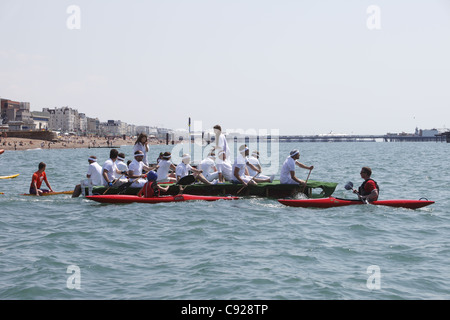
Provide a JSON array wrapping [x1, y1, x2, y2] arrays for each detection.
[[344, 181, 354, 190], [177, 174, 196, 186]]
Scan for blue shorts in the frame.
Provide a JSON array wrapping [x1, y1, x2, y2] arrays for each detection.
[[29, 187, 49, 195]]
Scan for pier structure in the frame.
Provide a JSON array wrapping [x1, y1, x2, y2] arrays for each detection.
[[435, 131, 450, 143], [228, 134, 449, 143]]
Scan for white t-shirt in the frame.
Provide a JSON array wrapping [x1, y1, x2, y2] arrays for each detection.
[[116, 160, 128, 172], [216, 159, 233, 181], [157, 159, 173, 181], [128, 159, 147, 187], [133, 143, 148, 165], [200, 157, 216, 176], [102, 159, 118, 186], [247, 156, 261, 176], [232, 154, 249, 181], [128, 159, 144, 177], [87, 162, 103, 186], [280, 156, 297, 184], [176, 162, 192, 178], [215, 133, 230, 164]]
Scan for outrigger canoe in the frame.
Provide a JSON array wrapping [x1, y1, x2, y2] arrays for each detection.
[[0, 173, 20, 179], [81, 180, 338, 199], [86, 194, 239, 204], [278, 197, 435, 209]]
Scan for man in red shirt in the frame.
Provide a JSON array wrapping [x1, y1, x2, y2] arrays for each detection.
[[30, 162, 54, 196], [354, 166, 379, 202]]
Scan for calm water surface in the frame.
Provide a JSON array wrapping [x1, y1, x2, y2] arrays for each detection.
[[0, 142, 449, 299]]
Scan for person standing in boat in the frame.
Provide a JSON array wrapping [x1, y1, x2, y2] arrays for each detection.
[[133, 133, 149, 166], [29, 162, 54, 196], [214, 125, 230, 165], [102, 149, 127, 187], [280, 149, 314, 186], [354, 166, 379, 202]]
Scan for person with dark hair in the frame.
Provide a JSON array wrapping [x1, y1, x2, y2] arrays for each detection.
[[127, 150, 154, 188], [116, 152, 128, 173], [154, 152, 176, 182], [133, 133, 149, 165], [354, 166, 379, 202], [29, 162, 54, 196], [101, 149, 127, 187], [214, 125, 230, 164], [280, 149, 314, 185], [232, 145, 272, 186]]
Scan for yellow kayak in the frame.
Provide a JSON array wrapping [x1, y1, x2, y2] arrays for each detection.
[[0, 173, 20, 179]]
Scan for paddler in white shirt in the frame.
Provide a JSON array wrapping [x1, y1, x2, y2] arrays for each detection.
[[247, 150, 274, 182], [232, 145, 272, 186], [72, 155, 103, 197], [175, 154, 214, 184], [216, 150, 233, 182], [127, 150, 154, 188], [280, 149, 314, 185], [102, 149, 127, 187], [116, 152, 128, 173], [199, 151, 219, 183], [155, 152, 177, 182]]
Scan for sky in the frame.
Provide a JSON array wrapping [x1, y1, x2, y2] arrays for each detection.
[[1, 0, 450, 135]]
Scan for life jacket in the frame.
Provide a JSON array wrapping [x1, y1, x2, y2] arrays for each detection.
[[143, 181, 159, 198], [359, 179, 380, 196]]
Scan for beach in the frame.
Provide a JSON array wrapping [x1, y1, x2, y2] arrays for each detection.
[[0, 136, 166, 151]]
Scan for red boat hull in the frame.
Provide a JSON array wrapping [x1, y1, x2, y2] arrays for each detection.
[[86, 194, 239, 204], [278, 197, 434, 209]]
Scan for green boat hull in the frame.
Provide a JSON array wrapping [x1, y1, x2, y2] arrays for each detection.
[[86, 180, 337, 199]]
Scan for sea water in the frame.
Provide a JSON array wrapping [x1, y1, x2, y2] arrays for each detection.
[[0, 142, 449, 299]]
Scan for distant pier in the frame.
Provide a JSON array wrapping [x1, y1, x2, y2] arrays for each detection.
[[231, 134, 449, 143], [435, 131, 450, 143]]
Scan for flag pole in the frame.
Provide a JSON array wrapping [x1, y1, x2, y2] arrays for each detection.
[[188, 117, 191, 157]]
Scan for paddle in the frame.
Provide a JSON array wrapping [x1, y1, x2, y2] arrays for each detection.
[[117, 176, 143, 194], [103, 174, 124, 195], [176, 174, 196, 195], [178, 174, 196, 186], [236, 173, 259, 195], [301, 168, 312, 195], [344, 181, 368, 204]]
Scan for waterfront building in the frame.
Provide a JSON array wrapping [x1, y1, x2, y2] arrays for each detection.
[[42, 106, 80, 133]]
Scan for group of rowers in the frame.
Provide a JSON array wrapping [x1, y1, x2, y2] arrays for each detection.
[[30, 125, 379, 201], [70, 145, 313, 197]]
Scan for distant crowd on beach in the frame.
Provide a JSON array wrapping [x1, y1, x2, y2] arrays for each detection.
[[0, 134, 166, 151]]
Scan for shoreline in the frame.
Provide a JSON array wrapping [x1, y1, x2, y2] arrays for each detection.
[[0, 136, 167, 151]]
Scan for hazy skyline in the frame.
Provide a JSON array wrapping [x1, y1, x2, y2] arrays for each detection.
[[1, 0, 450, 135]]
